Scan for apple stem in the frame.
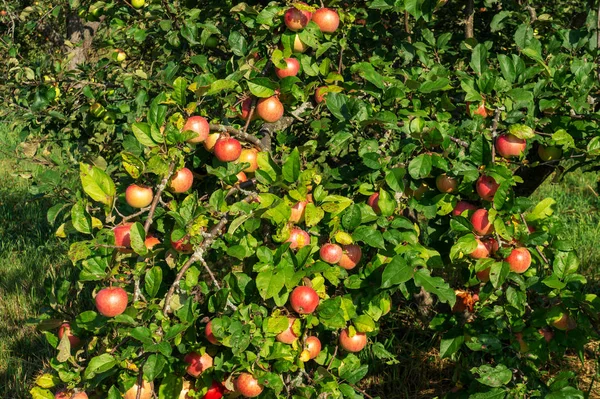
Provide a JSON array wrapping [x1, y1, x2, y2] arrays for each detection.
[[143, 160, 176, 234], [209, 123, 267, 151]]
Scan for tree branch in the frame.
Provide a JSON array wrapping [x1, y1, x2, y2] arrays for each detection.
[[449, 136, 469, 148], [490, 108, 501, 163], [209, 124, 266, 151], [465, 0, 474, 39], [143, 160, 176, 234], [404, 11, 412, 43]]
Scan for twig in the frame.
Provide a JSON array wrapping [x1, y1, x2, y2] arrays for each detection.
[[449, 136, 469, 148], [525, 5, 537, 23], [490, 108, 502, 163], [226, 178, 257, 198], [350, 384, 374, 399], [326, 345, 338, 371], [120, 206, 151, 222], [143, 161, 176, 234], [404, 11, 412, 43], [465, 0, 474, 39], [198, 255, 221, 289], [209, 124, 266, 151], [242, 59, 273, 134], [135, 366, 144, 399]]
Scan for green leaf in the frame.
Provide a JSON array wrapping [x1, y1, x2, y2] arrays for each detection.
[[71, 201, 92, 234], [304, 203, 324, 227], [143, 354, 167, 381], [472, 364, 512, 388], [490, 261, 510, 288], [546, 387, 584, 399], [205, 79, 240, 96], [325, 92, 350, 121], [158, 374, 183, 399], [29, 387, 54, 399], [526, 198, 556, 221], [172, 77, 188, 106], [414, 268, 455, 305], [508, 124, 535, 139], [248, 78, 278, 98], [419, 78, 450, 93], [145, 266, 163, 298], [385, 168, 405, 193], [132, 122, 160, 147], [79, 163, 116, 205], [350, 63, 385, 89], [228, 31, 247, 56], [256, 270, 286, 300], [83, 354, 117, 380], [381, 255, 413, 289], [282, 148, 301, 183], [470, 44, 488, 75], [121, 152, 145, 179], [408, 154, 432, 179], [353, 315, 376, 333], [440, 330, 464, 358], [352, 226, 385, 249], [130, 222, 147, 256], [450, 234, 478, 261], [342, 204, 362, 231]]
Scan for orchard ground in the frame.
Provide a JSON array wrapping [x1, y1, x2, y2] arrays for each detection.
[[0, 122, 598, 398]]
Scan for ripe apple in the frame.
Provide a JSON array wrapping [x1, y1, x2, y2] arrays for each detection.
[[183, 116, 210, 144], [314, 86, 328, 104], [171, 235, 193, 253], [284, 3, 312, 31], [471, 209, 494, 235], [95, 287, 128, 317], [169, 168, 194, 193], [552, 312, 577, 331], [236, 171, 248, 183], [275, 58, 300, 79], [256, 96, 284, 123], [115, 49, 126, 62], [367, 192, 380, 214], [240, 98, 258, 121], [58, 323, 81, 348], [435, 174, 458, 193], [205, 320, 219, 345], [131, 0, 145, 9], [144, 235, 160, 250], [275, 317, 298, 344], [203, 381, 225, 399], [476, 268, 491, 282], [290, 201, 307, 224], [476, 175, 499, 201], [538, 145, 562, 161], [287, 228, 310, 249], [113, 223, 133, 253], [467, 101, 487, 118], [236, 148, 259, 173], [54, 390, 70, 399], [290, 286, 319, 314], [338, 244, 362, 270], [124, 380, 154, 399], [184, 352, 213, 377], [470, 238, 490, 259], [214, 137, 242, 162], [0, 11, 7, 17], [409, 182, 429, 199], [71, 393, 88, 399], [538, 328, 554, 343], [234, 373, 263, 398], [293, 34, 309, 53], [453, 201, 477, 217], [320, 243, 343, 264], [496, 134, 526, 158], [312, 8, 339, 33], [339, 328, 367, 352], [506, 247, 531, 273], [305, 336, 321, 359], [125, 184, 153, 208], [204, 133, 220, 152]]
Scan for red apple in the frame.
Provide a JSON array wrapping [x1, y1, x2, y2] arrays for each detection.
[[124, 381, 154, 399], [435, 174, 458, 193], [203, 381, 225, 399], [113, 223, 133, 253], [184, 352, 213, 377], [467, 101, 487, 118], [552, 312, 577, 331], [275, 317, 298, 344], [214, 137, 242, 162], [305, 336, 321, 359], [236, 171, 248, 183], [284, 3, 312, 31], [171, 235, 193, 253], [470, 238, 490, 259], [367, 193, 380, 214], [287, 228, 310, 249], [314, 86, 328, 104], [485, 237, 499, 253], [144, 235, 160, 250], [339, 328, 367, 352], [293, 34, 309, 53], [71, 393, 88, 399], [54, 390, 70, 399], [95, 287, 128, 317], [320, 243, 343, 264], [125, 184, 153, 208], [169, 168, 194, 193], [290, 201, 307, 224], [476, 268, 491, 282], [58, 323, 81, 348], [471, 209, 494, 235], [290, 286, 319, 314], [234, 373, 263, 398], [205, 320, 219, 345], [183, 116, 210, 144], [476, 175, 499, 201], [275, 58, 300, 79], [204, 133, 220, 152], [338, 244, 362, 270], [453, 201, 477, 217], [236, 148, 259, 173], [538, 145, 562, 161], [506, 247, 531, 273], [256, 96, 284, 123], [496, 134, 526, 158], [312, 8, 340, 33], [240, 98, 258, 121], [538, 328, 554, 343]]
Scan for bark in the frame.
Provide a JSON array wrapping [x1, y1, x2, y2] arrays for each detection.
[[513, 144, 559, 197], [66, 12, 102, 70]]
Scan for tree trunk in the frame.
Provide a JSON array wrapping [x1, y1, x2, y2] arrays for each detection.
[[65, 12, 102, 70]]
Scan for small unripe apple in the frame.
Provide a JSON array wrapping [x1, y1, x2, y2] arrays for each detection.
[[236, 148, 259, 173], [125, 184, 153, 208], [113, 223, 133, 253], [290, 286, 319, 314], [506, 247, 531, 273], [305, 336, 322, 359], [320, 243, 343, 264], [284, 3, 312, 31], [275, 317, 298, 344], [204, 133, 220, 152], [184, 116, 210, 144], [367, 193, 380, 214], [205, 320, 219, 345], [234, 373, 263, 398], [95, 287, 128, 317], [435, 174, 458, 193], [287, 228, 310, 249], [115, 49, 126, 62], [339, 328, 367, 352], [124, 380, 154, 399], [314, 86, 328, 104], [169, 168, 194, 193], [58, 323, 81, 348], [256, 96, 284, 123], [275, 58, 300, 79], [476, 175, 499, 201], [453, 201, 477, 217], [496, 134, 526, 158], [290, 201, 307, 224], [184, 352, 213, 377], [312, 8, 340, 33], [293, 34, 309, 53], [131, 0, 145, 9], [538, 145, 562, 161], [338, 244, 362, 270], [471, 209, 494, 236], [214, 137, 242, 162]]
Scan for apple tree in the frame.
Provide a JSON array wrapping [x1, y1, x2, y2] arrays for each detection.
[[2, 0, 600, 398]]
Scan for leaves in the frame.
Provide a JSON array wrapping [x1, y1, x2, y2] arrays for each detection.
[[79, 163, 116, 206]]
